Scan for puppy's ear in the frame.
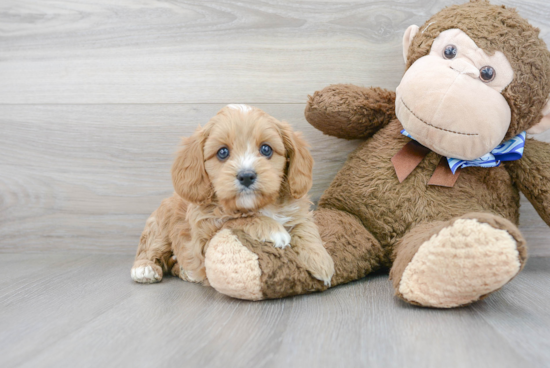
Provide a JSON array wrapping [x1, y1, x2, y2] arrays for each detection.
[[280, 122, 314, 199], [171, 127, 213, 204]]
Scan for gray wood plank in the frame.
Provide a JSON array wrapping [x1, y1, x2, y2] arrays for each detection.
[[0, 253, 89, 291], [0, 254, 135, 368], [266, 280, 530, 368], [520, 196, 550, 257], [1, 254, 549, 368], [1, 0, 550, 104], [472, 257, 550, 366]]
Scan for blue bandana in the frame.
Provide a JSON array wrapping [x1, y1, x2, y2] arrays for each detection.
[[401, 130, 526, 174]]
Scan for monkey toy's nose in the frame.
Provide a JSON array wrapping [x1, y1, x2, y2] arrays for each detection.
[[450, 58, 480, 79], [237, 170, 257, 188]]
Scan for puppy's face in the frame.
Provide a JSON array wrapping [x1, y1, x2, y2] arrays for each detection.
[[204, 105, 287, 211], [172, 105, 313, 212]]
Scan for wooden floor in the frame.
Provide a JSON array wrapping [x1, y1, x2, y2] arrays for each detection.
[[0, 253, 549, 368], [2, 1, 550, 367]]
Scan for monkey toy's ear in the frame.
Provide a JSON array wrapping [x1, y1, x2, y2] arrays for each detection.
[[527, 98, 550, 134], [402, 25, 419, 63]]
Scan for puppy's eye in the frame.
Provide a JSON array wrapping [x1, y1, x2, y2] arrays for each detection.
[[217, 147, 229, 160], [443, 45, 457, 59], [479, 66, 496, 82], [259, 144, 273, 158]]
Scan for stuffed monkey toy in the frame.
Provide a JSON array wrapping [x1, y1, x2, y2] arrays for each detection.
[[198, 0, 550, 307]]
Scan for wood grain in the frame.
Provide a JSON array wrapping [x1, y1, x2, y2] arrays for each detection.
[[1, 253, 549, 367], [0, 104, 360, 252], [0, 0, 549, 104], [0, 0, 549, 254], [472, 257, 550, 366]]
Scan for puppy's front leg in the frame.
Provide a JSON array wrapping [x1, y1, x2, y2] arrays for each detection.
[[131, 211, 173, 284], [223, 217, 291, 249], [290, 221, 335, 286]]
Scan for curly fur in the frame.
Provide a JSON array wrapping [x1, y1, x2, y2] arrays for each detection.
[[131, 106, 334, 286]]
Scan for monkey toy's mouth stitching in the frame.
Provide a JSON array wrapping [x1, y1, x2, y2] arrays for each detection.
[[400, 98, 479, 136]]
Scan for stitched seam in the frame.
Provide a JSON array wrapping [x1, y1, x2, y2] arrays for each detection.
[[401, 98, 479, 136]]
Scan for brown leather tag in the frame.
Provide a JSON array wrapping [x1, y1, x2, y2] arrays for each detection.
[[428, 157, 462, 187], [391, 141, 431, 183]]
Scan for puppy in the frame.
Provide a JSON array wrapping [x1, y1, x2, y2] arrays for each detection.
[[131, 104, 334, 287]]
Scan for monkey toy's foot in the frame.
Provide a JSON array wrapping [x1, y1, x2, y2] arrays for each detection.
[[205, 229, 328, 301], [205, 229, 264, 300], [391, 213, 527, 308]]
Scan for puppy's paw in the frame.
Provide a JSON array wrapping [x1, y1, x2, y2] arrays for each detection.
[[299, 247, 335, 286], [179, 267, 201, 283], [267, 230, 291, 248], [131, 262, 162, 284]]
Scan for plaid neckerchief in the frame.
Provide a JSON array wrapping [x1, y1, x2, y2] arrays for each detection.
[[401, 129, 526, 174]]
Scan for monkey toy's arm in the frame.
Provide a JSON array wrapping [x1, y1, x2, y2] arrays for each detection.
[[305, 84, 396, 140], [506, 139, 550, 226]]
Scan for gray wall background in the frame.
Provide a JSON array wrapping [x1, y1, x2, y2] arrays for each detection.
[[1, 0, 549, 255]]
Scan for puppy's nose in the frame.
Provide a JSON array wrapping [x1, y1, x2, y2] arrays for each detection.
[[237, 170, 257, 188]]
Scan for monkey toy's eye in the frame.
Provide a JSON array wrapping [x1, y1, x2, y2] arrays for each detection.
[[217, 147, 229, 160], [259, 144, 273, 158], [479, 66, 496, 82], [443, 45, 457, 59]]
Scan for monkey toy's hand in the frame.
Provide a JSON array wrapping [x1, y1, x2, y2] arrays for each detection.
[[305, 84, 396, 140], [506, 138, 550, 227]]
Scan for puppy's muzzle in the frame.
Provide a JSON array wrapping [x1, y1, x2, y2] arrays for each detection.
[[237, 170, 257, 188]]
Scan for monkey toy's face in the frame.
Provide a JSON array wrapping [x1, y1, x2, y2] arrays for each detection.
[[396, 29, 515, 160]]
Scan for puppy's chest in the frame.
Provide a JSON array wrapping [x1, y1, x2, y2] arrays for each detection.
[[191, 203, 299, 231], [259, 205, 299, 230]]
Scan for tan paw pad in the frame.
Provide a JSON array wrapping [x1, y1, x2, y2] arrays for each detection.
[[399, 219, 521, 308], [205, 229, 263, 301]]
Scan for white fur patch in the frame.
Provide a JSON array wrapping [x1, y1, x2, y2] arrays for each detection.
[[227, 104, 252, 113], [131, 265, 161, 284], [235, 146, 259, 208], [260, 209, 293, 227], [260, 204, 299, 227], [238, 146, 258, 171], [236, 193, 257, 209], [267, 230, 291, 248]]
